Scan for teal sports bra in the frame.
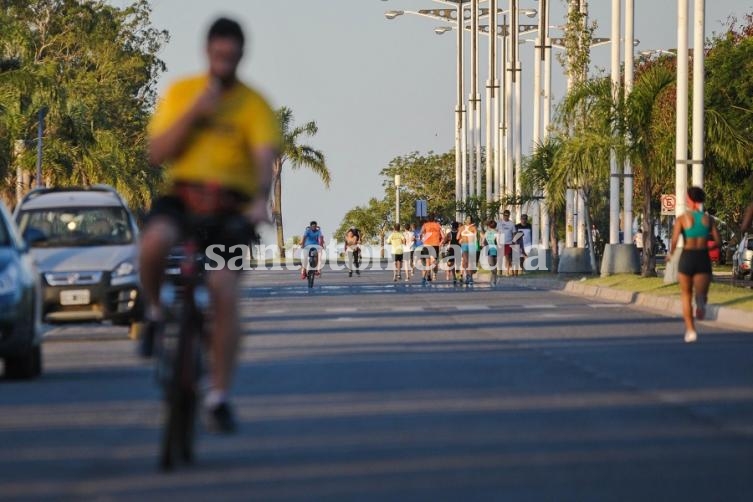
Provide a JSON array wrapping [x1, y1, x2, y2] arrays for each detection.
[[682, 210, 709, 238]]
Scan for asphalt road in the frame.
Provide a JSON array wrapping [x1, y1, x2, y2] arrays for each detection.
[[1, 267, 753, 501]]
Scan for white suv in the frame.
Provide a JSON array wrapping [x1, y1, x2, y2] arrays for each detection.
[[14, 186, 142, 332]]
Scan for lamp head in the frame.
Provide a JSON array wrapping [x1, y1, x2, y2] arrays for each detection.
[[385, 10, 404, 20]]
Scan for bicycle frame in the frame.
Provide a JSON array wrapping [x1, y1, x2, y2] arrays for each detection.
[[157, 238, 209, 471]]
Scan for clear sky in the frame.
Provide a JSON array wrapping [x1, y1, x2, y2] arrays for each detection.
[[112, 0, 751, 244]]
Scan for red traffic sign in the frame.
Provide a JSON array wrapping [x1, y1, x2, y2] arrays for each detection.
[[661, 194, 676, 215]]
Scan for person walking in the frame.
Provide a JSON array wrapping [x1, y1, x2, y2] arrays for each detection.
[[442, 221, 461, 284], [483, 220, 500, 286], [497, 210, 515, 277], [403, 223, 415, 280], [387, 223, 405, 282], [344, 227, 361, 277], [459, 216, 478, 285], [669, 186, 721, 343], [420, 215, 444, 285]]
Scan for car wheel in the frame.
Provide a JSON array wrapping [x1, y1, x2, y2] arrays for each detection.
[[4, 345, 41, 380]]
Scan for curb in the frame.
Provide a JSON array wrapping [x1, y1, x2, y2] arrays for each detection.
[[500, 276, 753, 333]]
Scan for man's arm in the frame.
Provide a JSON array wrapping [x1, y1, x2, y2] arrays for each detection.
[[246, 146, 278, 225], [149, 80, 222, 166]]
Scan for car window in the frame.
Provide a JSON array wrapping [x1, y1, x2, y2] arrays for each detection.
[[747, 239, 753, 251], [17, 206, 134, 247]]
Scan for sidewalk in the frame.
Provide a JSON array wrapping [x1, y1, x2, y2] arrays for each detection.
[[495, 274, 753, 333]]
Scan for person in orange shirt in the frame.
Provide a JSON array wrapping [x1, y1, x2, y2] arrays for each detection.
[[420, 214, 444, 284], [138, 18, 279, 433]]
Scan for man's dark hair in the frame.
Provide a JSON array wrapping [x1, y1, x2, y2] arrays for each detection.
[[687, 186, 705, 204], [207, 17, 245, 47]]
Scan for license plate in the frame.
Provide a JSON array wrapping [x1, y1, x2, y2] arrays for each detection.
[[60, 289, 91, 306]]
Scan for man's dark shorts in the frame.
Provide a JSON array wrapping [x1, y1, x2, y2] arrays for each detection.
[[147, 194, 255, 269]]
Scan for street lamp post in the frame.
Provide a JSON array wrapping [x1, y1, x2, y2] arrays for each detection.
[[395, 174, 401, 223], [623, 0, 634, 246], [692, 0, 705, 189], [383, 3, 470, 221], [485, 0, 498, 205], [609, 0, 621, 246], [470, 0, 481, 198], [676, 0, 689, 217]]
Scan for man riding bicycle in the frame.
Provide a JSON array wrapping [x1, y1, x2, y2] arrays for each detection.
[[301, 221, 325, 279], [344, 226, 361, 277], [138, 18, 279, 433]]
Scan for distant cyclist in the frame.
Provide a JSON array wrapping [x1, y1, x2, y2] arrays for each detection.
[[344, 226, 361, 277], [301, 221, 324, 279], [138, 18, 279, 433]]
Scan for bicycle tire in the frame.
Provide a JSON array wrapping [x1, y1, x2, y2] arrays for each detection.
[[307, 270, 315, 288], [160, 297, 200, 471]]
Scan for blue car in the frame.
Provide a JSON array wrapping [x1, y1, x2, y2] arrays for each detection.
[[0, 202, 42, 379]]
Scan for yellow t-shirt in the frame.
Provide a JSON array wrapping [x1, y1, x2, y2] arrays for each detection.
[[148, 74, 280, 198], [387, 231, 404, 254]]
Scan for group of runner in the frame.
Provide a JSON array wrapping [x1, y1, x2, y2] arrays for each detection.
[[385, 212, 533, 285]]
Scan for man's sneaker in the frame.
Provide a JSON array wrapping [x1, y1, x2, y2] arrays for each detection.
[[684, 330, 698, 343], [356, 270, 361, 276], [137, 319, 163, 359], [349, 270, 353, 277], [206, 402, 237, 434]]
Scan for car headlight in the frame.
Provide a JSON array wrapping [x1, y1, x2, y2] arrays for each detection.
[[0, 264, 20, 295], [113, 261, 135, 278]]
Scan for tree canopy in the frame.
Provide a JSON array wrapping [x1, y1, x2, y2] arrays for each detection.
[[0, 0, 167, 208], [336, 151, 455, 242]]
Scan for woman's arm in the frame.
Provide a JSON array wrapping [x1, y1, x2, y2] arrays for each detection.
[[669, 215, 684, 255]]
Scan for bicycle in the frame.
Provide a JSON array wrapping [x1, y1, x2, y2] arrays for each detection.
[[153, 236, 209, 471], [306, 246, 319, 288]]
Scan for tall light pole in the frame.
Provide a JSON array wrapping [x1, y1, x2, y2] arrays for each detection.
[[676, 0, 689, 217], [485, 0, 498, 205], [540, 1, 552, 252], [692, 0, 705, 189], [470, 0, 481, 198], [609, 0, 621, 245], [384, 3, 470, 221], [623, 0, 634, 245], [395, 174, 401, 223]]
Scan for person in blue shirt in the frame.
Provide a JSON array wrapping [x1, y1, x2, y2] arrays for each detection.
[[300, 221, 324, 279]]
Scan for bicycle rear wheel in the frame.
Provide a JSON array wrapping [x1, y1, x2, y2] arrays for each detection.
[[307, 270, 315, 288], [160, 309, 200, 471]]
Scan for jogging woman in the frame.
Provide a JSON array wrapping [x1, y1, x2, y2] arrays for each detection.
[[669, 186, 721, 343]]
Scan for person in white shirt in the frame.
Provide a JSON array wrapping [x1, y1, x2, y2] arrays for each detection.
[[497, 210, 516, 276], [402, 223, 415, 279]]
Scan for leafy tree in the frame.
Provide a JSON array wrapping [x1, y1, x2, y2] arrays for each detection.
[[335, 197, 391, 244], [378, 150, 456, 225], [521, 136, 564, 271], [272, 107, 330, 257], [0, 0, 167, 208], [701, 13, 753, 229]]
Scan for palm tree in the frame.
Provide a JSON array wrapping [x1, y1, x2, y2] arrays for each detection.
[[273, 107, 330, 257], [521, 136, 564, 272]]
